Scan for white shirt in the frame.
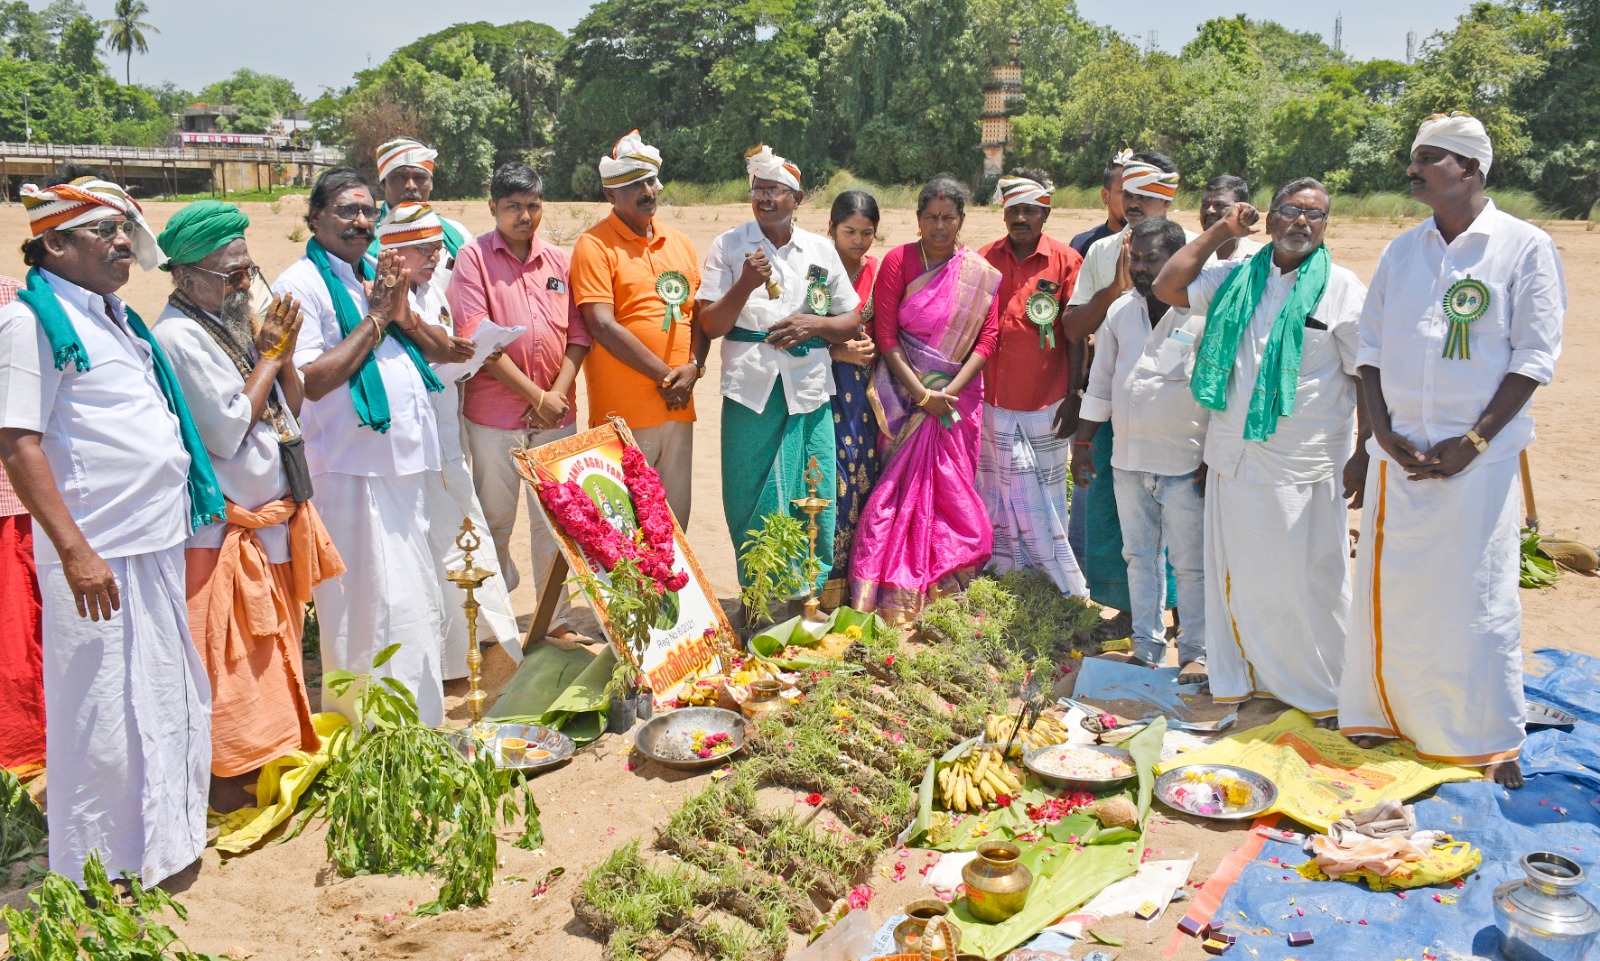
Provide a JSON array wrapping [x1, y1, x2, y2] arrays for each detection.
[[410, 283, 468, 466], [0, 270, 190, 562], [699, 221, 860, 415], [1186, 257, 1366, 485], [1223, 236, 1265, 263], [1359, 200, 1564, 465], [1067, 224, 1201, 307], [427, 215, 473, 302], [273, 255, 441, 478], [1081, 291, 1209, 476], [152, 304, 294, 562]]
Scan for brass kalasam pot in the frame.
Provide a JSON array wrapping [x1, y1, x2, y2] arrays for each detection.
[[962, 840, 1033, 923], [892, 899, 961, 954], [740, 678, 789, 722]]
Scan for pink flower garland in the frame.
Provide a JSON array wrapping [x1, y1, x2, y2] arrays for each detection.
[[535, 449, 689, 594]]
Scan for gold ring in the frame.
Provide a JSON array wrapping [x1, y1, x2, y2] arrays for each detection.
[[383, 277, 397, 288]]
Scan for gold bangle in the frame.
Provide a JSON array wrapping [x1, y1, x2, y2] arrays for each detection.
[[1464, 429, 1488, 453], [915, 389, 933, 408], [368, 315, 385, 344]]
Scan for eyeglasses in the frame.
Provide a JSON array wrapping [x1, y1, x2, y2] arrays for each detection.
[[329, 203, 379, 222], [1272, 204, 1329, 223], [750, 187, 791, 201], [187, 263, 263, 288], [58, 219, 138, 240]]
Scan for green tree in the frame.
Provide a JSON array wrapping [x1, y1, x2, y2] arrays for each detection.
[[99, 0, 156, 84], [0, 1, 50, 60], [199, 69, 300, 133], [56, 15, 99, 76], [1521, 0, 1600, 213]]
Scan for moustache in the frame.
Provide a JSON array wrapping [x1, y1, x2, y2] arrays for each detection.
[[341, 227, 373, 241], [103, 248, 133, 265]]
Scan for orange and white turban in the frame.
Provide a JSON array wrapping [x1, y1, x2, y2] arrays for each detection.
[[376, 137, 437, 183], [21, 176, 164, 269], [598, 130, 662, 189], [745, 144, 801, 191], [1121, 161, 1179, 201], [377, 202, 444, 249], [993, 175, 1053, 209], [1413, 112, 1493, 178]]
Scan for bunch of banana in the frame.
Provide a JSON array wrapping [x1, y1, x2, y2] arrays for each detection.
[[982, 713, 1072, 755], [936, 746, 1023, 812]]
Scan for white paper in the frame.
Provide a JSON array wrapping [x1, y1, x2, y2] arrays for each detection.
[[431, 317, 526, 384]]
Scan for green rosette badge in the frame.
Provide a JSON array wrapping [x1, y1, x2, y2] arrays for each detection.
[[656, 270, 690, 331], [1442, 277, 1489, 360], [1026, 292, 1060, 348], [805, 279, 831, 315]]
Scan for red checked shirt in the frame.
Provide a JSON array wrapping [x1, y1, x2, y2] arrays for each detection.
[[0, 276, 22, 517], [978, 234, 1081, 411]]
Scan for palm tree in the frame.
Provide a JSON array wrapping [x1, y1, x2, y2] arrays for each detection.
[[99, 0, 157, 85]]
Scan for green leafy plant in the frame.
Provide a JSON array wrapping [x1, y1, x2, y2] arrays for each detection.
[[1, 768, 47, 871], [571, 554, 663, 696], [738, 513, 819, 630], [321, 646, 541, 914], [0, 851, 229, 960], [1521, 529, 1563, 589]]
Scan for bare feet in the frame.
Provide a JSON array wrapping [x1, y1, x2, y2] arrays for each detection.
[[1178, 661, 1208, 685], [1314, 715, 1340, 730], [208, 773, 258, 814], [546, 625, 597, 649], [1352, 735, 1388, 749], [1486, 759, 1524, 790]]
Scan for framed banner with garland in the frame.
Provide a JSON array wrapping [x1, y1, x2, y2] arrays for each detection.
[[512, 418, 731, 708]]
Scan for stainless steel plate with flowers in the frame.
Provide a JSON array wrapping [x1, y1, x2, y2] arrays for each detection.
[[1154, 764, 1278, 820], [445, 722, 575, 772], [634, 707, 749, 771]]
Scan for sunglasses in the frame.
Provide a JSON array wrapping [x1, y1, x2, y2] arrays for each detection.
[[187, 263, 263, 288], [329, 203, 380, 222], [1272, 205, 1329, 224], [58, 219, 138, 240]]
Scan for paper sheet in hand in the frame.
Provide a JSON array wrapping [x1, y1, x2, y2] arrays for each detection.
[[432, 318, 525, 383]]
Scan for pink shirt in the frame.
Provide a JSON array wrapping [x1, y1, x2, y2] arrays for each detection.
[[446, 232, 591, 430], [871, 243, 999, 360]]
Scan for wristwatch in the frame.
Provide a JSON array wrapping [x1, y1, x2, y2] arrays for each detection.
[[1464, 429, 1489, 453], [694, 359, 707, 378]]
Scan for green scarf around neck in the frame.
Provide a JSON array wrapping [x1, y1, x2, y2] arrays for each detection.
[[15, 268, 226, 531], [1190, 243, 1330, 441], [304, 238, 443, 435], [367, 204, 465, 260]]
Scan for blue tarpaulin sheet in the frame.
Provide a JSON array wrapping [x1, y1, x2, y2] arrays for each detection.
[[1213, 648, 1600, 960], [1071, 655, 1205, 719]]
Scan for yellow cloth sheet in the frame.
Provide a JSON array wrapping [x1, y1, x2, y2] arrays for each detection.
[[1153, 710, 1480, 831], [212, 712, 349, 855]]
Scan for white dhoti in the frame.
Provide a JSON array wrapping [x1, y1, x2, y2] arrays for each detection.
[[1340, 455, 1524, 765], [311, 472, 446, 727], [39, 545, 210, 887], [1204, 471, 1350, 716], [976, 404, 1087, 596], [423, 452, 522, 679]]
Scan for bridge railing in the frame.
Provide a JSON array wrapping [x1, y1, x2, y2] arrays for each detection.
[[0, 142, 341, 165]]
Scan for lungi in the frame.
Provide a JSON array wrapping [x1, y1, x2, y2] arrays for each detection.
[[977, 404, 1086, 595]]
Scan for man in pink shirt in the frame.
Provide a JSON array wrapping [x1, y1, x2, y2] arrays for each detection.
[[447, 163, 591, 644]]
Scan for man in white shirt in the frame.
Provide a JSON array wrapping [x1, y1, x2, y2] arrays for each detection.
[[272, 167, 459, 727], [369, 137, 473, 297], [1339, 114, 1565, 789], [696, 146, 860, 593], [0, 174, 210, 887], [1153, 178, 1368, 723], [1075, 218, 1209, 679], [1198, 175, 1264, 264], [152, 200, 344, 809]]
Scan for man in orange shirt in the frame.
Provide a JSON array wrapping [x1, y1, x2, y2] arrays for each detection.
[[976, 170, 1087, 596], [570, 131, 708, 522]]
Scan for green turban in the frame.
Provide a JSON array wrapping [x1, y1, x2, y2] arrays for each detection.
[[157, 200, 250, 270]]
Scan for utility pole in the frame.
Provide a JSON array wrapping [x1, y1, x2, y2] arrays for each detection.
[[1333, 13, 1343, 54], [23, 92, 31, 144], [1406, 31, 1416, 64]]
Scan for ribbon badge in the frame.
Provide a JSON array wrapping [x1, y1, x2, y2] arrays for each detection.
[[1026, 286, 1061, 349], [1442, 277, 1489, 360], [806, 279, 831, 315], [656, 270, 690, 331]]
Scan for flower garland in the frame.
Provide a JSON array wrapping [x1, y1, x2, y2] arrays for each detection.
[[535, 446, 689, 594]]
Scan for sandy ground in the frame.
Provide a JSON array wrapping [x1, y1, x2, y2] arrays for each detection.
[[0, 197, 1596, 961]]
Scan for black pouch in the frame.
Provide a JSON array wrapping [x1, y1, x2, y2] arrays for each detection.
[[279, 433, 315, 503]]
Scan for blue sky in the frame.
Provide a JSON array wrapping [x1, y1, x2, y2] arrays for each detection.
[[73, 0, 1477, 97]]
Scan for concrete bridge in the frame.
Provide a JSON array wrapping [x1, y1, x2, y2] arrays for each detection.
[[0, 141, 344, 201]]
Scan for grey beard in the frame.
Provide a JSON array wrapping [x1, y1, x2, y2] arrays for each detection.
[[218, 289, 255, 349]]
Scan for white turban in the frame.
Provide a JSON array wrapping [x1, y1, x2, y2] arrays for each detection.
[[1121, 161, 1179, 201], [598, 130, 663, 189], [993, 175, 1052, 209], [1111, 148, 1134, 167], [21, 176, 164, 270], [376, 137, 437, 183], [1413, 112, 1493, 178], [744, 144, 801, 191], [376, 202, 444, 249]]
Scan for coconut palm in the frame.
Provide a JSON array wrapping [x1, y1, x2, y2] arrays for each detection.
[[99, 0, 157, 85]]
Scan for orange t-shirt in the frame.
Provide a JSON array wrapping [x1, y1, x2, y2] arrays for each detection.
[[570, 212, 701, 429]]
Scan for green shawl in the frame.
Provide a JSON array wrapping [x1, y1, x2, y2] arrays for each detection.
[[1190, 243, 1330, 441], [304, 239, 443, 435], [15, 268, 225, 531]]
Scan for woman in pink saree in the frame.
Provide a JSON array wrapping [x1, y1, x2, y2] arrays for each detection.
[[849, 177, 1001, 625]]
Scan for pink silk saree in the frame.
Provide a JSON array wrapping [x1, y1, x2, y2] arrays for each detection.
[[849, 247, 1001, 625]]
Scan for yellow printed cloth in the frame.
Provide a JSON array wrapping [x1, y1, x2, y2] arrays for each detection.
[[1153, 710, 1480, 831], [212, 712, 349, 855]]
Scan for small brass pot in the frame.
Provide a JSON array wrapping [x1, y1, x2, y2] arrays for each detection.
[[740, 678, 789, 722], [892, 898, 961, 954], [961, 840, 1033, 923]]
